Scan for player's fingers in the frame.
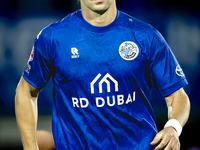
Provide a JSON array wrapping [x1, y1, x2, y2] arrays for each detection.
[[172, 142, 180, 150], [151, 132, 162, 145], [154, 136, 169, 150], [164, 139, 174, 150], [171, 139, 180, 150], [163, 136, 180, 150], [176, 142, 181, 150]]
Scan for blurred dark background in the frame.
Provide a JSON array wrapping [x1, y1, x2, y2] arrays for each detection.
[[0, 0, 199, 149]]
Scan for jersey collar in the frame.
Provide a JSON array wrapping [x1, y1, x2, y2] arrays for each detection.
[[78, 9, 121, 33]]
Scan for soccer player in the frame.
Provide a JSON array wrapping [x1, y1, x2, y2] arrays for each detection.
[[15, 0, 190, 149]]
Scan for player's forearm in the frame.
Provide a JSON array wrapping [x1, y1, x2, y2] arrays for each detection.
[[15, 82, 39, 150], [165, 88, 190, 127]]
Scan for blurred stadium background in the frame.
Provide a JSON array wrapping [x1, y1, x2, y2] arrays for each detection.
[[0, 0, 200, 149]]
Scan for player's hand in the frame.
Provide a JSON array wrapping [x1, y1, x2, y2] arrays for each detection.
[[150, 127, 180, 150]]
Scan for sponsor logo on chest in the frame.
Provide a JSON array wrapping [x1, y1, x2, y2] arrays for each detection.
[[72, 73, 136, 108]]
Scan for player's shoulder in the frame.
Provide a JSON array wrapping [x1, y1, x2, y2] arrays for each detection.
[[37, 10, 80, 41], [53, 10, 80, 29], [119, 11, 156, 34]]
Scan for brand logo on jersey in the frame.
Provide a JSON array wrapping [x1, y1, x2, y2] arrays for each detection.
[[90, 73, 118, 94], [119, 41, 139, 61], [71, 47, 79, 58], [72, 73, 136, 108], [176, 65, 185, 77]]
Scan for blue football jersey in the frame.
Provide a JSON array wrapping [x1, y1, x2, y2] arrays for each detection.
[[23, 10, 188, 150]]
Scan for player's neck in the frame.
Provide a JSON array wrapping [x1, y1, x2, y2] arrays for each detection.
[[81, 1, 117, 27]]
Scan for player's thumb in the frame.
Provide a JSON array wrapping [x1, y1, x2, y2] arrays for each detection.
[[150, 132, 161, 145]]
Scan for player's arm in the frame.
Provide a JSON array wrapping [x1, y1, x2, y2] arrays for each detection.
[[165, 88, 190, 128], [151, 88, 190, 150], [15, 77, 41, 150], [37, 130, 56, 150]]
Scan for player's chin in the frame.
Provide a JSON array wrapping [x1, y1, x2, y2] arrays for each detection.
[[93, 6, 109, 14]]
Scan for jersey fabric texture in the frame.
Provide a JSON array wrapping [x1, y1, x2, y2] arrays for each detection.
[[23, 10, 188, 150]]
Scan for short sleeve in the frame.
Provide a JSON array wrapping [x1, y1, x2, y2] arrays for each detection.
[[149, 28, 188, 97], [23, 25, 54, 89]]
